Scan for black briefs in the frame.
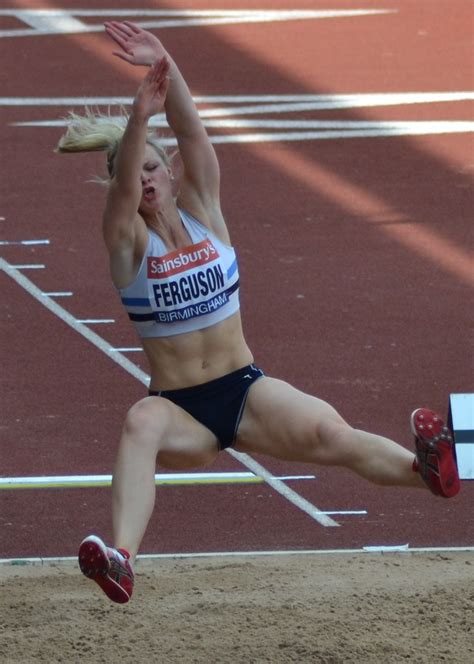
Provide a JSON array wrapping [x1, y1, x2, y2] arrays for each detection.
[[148, 364, 264, 449]]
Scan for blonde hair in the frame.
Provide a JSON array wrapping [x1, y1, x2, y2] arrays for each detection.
[[55, 108, 170, 178]]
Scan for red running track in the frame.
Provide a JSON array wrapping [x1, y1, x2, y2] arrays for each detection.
[[0, 0, 473, 558]]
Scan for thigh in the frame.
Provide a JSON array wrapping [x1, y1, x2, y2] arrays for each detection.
[[128, 395, 220, 469], [234, 377, 346, 463]]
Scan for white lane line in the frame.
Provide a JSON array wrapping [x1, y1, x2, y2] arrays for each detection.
[[42, 292, 73, 297], [0, 472, 320, 489], [186, 119, 474, 130], [0, 472, 262, 489], [0, 9, 394, 18], [0, 258, 149, 384], [0, 239, 50, 246], [206, 126, 474, 143], [2, 92, 473, 107], [323, 511, 367, 516], [111, 347, 143, 352], [1, 546, 473, 566], [16, 121, 473, 143], [9, 264, 45, 269], [17, 11, 86, 33], [76, 319, 115, 324], [227, 448, 338, 527], [15, 117, 474, 132], [0, 9, 395, 38], [0, 257, 339, 527]]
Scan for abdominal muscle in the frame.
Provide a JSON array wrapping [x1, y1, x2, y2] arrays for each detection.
[[143, 311, 254, 391]]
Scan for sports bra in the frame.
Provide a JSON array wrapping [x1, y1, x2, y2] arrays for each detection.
[[119, 209, 240, 338]]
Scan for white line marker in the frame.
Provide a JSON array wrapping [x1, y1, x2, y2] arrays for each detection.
[[206, 126, 474, 143], [2, 546, 473, 567], [17, 10, 87, 33], [76, 319, 115, 324], [111, 347, 143, 352], [0, 257, 339, 527], [0, 239, 50, 246], [0, 9, 394, 18], [0, 472, 261, 489], [42, 292, 73, 297], [9, 93, 474, 143], [322, 511, 367, 516], [9, 264, 45, 269], [3, 92, 473, 107], [227, 448, 339, 527], [0, 472, 321, 490], [0, 9, 396, 39], [363, 544, 409, 552], [15, 117, 474, 138], [0, 258, 149, 384]]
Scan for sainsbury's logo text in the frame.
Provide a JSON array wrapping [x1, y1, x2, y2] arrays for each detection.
[[147, 240, 218, 278]]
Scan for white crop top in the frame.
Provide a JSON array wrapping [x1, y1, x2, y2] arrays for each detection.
[[119, 209, 240, 338]]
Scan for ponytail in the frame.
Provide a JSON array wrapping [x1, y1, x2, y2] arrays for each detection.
[[56, 108, 171, 178], [55, 108, 127, 177]]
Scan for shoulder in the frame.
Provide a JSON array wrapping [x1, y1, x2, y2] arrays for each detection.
[[177, 194, 231, 245]]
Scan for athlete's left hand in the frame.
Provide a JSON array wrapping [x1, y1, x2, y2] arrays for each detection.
[[133, 56, 171, 119]]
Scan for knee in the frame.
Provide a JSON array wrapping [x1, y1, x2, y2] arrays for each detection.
[[317, 415, 351, 442], [122, 397, 172, 445], [313, 416, 355, 464]]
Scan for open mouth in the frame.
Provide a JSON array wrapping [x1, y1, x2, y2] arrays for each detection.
[[143, 186, 155, 201]]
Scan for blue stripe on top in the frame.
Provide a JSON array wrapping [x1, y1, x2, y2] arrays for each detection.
[[227, 259, 238, 279], [121, 297, 151, 307]]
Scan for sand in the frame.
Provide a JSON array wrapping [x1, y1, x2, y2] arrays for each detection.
[[1, 551, 473, 663]]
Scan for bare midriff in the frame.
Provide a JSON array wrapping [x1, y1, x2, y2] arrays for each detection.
[[143, 311, 254, 391]]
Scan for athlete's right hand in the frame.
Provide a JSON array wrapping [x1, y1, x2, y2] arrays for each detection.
[[133, 57, 171, 119], [105, 21, 166, 66]]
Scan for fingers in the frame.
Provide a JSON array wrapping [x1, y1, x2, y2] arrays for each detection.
[[104, 21, 135, 39], [104, 22, 129, 49], [104, 20, 142, 39], [140, 57, 170, 103], [135, 57, 170, 116], [158, 75, 171, 98], [111, 50, 134, 64], [123, 21, 142, 35], [148, 56, 171, 83]]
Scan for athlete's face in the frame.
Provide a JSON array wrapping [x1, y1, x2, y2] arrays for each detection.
[[139, 144, 172, 212]]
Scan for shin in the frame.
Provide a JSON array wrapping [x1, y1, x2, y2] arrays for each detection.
[[112, 398, 170, 561], [316, 418, 421, 487]]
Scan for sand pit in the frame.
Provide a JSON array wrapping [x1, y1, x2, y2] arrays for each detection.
[[1, 551, 473, 663]]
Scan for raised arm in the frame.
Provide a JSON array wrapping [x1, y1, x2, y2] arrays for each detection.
[[103, 57, 170, 287], [104, 22, 223, 230]]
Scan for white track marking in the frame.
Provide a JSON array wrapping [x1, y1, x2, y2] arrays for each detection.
[[14, 117, 474, 137], [18, 11, 86, 33], [0, 9, 395, 38], [2, 92, 474, 106], [0, 9, 394, 17], [42, 291, 73, 297], [0, 239, 50, 246], [0, 258, 149, 384], [228, 449, 338, 526], [8, 93, 473, 142], [200, 126, 474, 144], [1, 546, 473, 566], [0, 472, 319, 489], [8, 264, 45, 269], [0, 472, 262, 489], [76, 318, 115, 324], [0, 257, 339, 527]]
